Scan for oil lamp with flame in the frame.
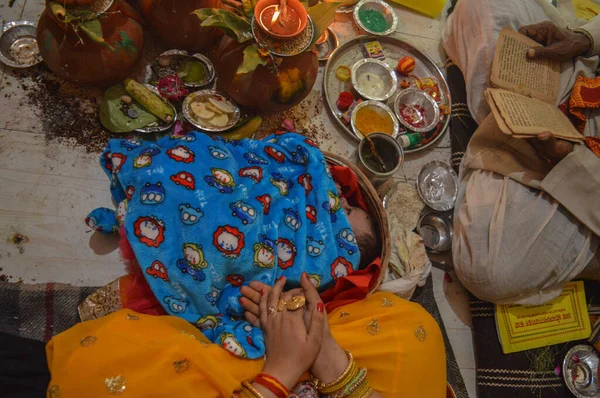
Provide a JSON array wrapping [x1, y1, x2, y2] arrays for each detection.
[[254, 0, 308, 39]]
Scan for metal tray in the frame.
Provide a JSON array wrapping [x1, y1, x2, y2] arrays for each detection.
[[323, 35, 451, 153]]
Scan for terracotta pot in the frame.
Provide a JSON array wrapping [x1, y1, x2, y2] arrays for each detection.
[[139, 0, 224, 52], [215, 36, 318, 113], [36, 1, 144, 87]]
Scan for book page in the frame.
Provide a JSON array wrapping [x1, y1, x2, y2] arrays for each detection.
[[485, 89, 515, 136], [491, 27, 560, 104], [486, 88, 584, 142]]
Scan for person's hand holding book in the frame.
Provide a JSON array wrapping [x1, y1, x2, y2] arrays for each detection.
[[519, 21, 592, 61], [528, 131, 575, 166]]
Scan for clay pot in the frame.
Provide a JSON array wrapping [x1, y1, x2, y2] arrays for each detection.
[[139, 0, 224, 52], [36, 1, 144, 87], [215, 37, 318, 113]]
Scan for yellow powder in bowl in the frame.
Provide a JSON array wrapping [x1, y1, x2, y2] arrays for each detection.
[[355, 106, 394, 135]]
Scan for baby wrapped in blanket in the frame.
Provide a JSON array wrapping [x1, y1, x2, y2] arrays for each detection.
[[89, 132, 376, 359]]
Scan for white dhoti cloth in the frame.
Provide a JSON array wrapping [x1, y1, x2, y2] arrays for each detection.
[[443, 0, 600, 305]]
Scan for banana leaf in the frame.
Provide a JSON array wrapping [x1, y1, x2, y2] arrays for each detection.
[[100, 84, 158, 133], [194, 9, 253, 43], [308, 1, 342, 45], [236, 44, 268, 75]]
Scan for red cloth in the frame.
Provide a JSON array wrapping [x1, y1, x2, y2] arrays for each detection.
[[321, 166, 382, 313], [119, 228, 166, 316], [559, 76, 600, 158], [328, 165, 369, 211], [120, 165, 383, 315]]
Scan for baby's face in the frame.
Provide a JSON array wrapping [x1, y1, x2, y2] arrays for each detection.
[[341, 197, 373, 239]]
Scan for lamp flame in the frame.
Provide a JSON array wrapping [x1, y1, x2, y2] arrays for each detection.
[[271, 8, 280, 25]]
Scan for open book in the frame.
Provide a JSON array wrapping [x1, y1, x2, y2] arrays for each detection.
[[486, 28, 584, 142]]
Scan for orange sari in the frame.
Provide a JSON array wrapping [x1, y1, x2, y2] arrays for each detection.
[[48, 292, 446, 397]]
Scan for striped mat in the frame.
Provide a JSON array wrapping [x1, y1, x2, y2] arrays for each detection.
[[469, 281, 600, 397]]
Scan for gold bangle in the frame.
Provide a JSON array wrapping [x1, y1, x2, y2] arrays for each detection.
[[321, 365, 359, 395], [352, 377, 372, 398], [312, 350, 355, 392], [236, 388, 254, 398], [332, 368, 368, 398], [241, 380, 264, 398]]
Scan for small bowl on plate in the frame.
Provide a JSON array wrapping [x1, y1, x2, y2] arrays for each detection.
[[351, 100, 399, 139], [0, 21, 42, 68], [353, 0, 398, 36], [417, 212, 453, 252], [153, 50, 215, 89], [394, 88, 440, 133], [351, 58, 398, 101], [182, 90, 240, 132], [416, 161, 458, 212]]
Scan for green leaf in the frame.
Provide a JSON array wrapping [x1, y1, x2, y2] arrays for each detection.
[[100, 84, 158, 133], [308, 1, 342, 45], [241, 0, 254, 19], [79, 19, 114, 50], [236, 44, 268, 76], [193, 9, 253, 43]]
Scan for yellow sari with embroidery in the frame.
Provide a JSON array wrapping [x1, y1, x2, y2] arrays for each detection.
[[46, 292, 446, 397]]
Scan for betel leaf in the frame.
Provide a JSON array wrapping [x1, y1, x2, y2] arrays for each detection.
[[78, 19, 115, 50], [236, 44, 268, 75], [308, 1, 342, 45], [100, 84, 158, 133], [194, 9, 253, 43]]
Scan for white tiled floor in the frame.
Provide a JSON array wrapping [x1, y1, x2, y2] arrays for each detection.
[[0, 0, 476, 396]]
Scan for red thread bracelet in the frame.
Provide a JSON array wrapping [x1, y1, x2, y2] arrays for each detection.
[[254, 373, 289, 398]]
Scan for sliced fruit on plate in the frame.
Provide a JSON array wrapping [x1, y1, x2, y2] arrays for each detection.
[[191, 102, 215, 120], [209, 113, 229, 127], [206, 102, 225, 115], [208, 97, 235, 114]]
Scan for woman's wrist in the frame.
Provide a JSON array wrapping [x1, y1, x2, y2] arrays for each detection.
[[261, 364, 301, 391], [309, 335, 349, 383]]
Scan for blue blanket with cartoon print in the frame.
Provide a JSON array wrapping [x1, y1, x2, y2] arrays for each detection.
[[88, 132, 359, 359]]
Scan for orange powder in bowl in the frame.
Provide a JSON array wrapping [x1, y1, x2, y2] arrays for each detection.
[[355, 106, 394, 135]]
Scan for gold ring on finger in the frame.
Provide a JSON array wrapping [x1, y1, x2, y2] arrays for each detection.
[[277, 299, 286, 312], [267, 307, 276, 315], [286, 296, 306, 311]]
